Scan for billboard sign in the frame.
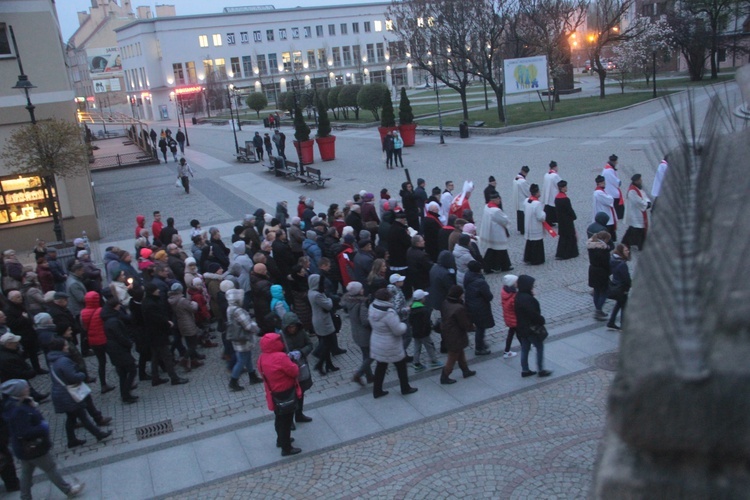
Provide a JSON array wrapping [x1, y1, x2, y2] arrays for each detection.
[[503, 56, 548, 95], [88, 47, 122, 74], [93, 78, 122, 93]]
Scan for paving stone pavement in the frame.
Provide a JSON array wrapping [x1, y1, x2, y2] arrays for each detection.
[[165, 367, 613, 500]]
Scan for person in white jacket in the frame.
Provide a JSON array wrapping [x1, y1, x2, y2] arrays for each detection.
[[541, 161, 561, 225], [479, 191, 513, 272], [622, 173, 651, 250], [523, 184, 547, 265], [512, 166, 530, 234], [592, 175, 617, 242]]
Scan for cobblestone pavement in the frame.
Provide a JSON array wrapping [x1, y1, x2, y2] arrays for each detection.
[[167, 368, 613, 499]]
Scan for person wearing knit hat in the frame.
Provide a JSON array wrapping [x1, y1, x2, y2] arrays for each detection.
[[523, 183, 547, 265], [153, 250, 167, 262], [1, 378, 86, 497], [439, 285, 477, 384], [484, 175, 498, 204], [169, 282, 183, 293], [139, 248, 153, 260], [499, 274, 519, 360]]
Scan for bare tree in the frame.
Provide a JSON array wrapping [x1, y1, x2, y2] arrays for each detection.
[[679, 0, 742, 79], [587, 0, 640, 98], [666, 9, 712, 81]]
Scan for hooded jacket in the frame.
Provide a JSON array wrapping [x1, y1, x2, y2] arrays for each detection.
[[47, 350, 86, 413], [368, 298, 407, 363], [270, 284, 291, 318], [257, 333, 300, 411], [303, 237, 322, 275], [587, 212, 610, 238], [441, 294, 472, 352], [226, 289, 258, 347], [587, 237, 611, 290], [307, 274, 334, 336], [2, 395, 51, 460], [101, 304, 135, 367], [341, 292, 371, 347], [135, 215, 146, 239], [514, 275, 544, 339], [80, 291, 105, 347], [428, 251, 456, 311], [501, 286, 518, 328], [463, 270, 495, 329], [168, 291, 200, 337], [453, 243, 473, 286], [280, 312, 313, 356]]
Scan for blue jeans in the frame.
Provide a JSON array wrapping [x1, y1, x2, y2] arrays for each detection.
[[593, 288, 608, 312], [518, 335, 544, 372], [356, 346, 374, 379], [231, 350, 254, 379]]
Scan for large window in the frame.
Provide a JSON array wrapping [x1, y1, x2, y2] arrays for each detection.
[[282, 52, 292, 73], [307, 50, 316, 69], [374, 21, 383, 32], [332, 47, 341, 67], [0, 23, 13, 56], [364, 21, 371, 33], [186, 61, 197, 83], [316, 25, 324, 37], [256, 54, 267, 75], [353, 45, 361, 64], [352, 22, 359, 34], [230, 57, 240, 78], [242, 55, 253, 77], [342, 46, 351, 66], [317, 48, 327, 68], [293, 51, 303, 71], [376, 43, 385, 61], [328, 24, 336, 36], [214, 58, 227, 79], [366, 44, 375, 62], [340, 23, 348, 35], [198, 35, 208, 48], [172, 63, 185, 85], [203, 59, 213, 78], [268, 53, 278, 74], [212, 34, 222, 46], [0, 176, 51, 225]]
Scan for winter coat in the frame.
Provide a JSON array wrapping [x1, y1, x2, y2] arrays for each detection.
[[368, 298, 407, 363], [609, 255, 631, 292], [188, 288, 210, 324], [226, 289, 259, 350], [79, 291, 106, 347], [3, 257, 23, 291], [289, 225, 305, 254], [500, 286, 518, 328], [46, 302, 80, 337], [249, 271, 272, 324], [463, 270, 495, 329], [453, 244, 473, 286], [47, 256, 67, 288], [65, 275, 87, 317], [341, 292, 371, 348], [406, 246, 432, 292], [280, 312, 313, 358], [2, 396, 51, 460], [336, 244, 356, 287], [36, 263, 55, 293], [4, 302, 35, 347], [587, 212, 610, 239], [352, 250, 375, 284], [387, 220, 411, 268], [422, 212, 443, 262], [587, 238, 611, 290], [440, 296, 472, 352], [272, 239, 295, 278], [378, 211, 394, 245], [270, 284, 291, 318], [142, 294, 172, 347], [409, 301, 432, 339], [21, 282, 45, 317], [308, 274, 334, 336], [135, 215, 146, 239], [514, 275, 544, 339], [361, 201, 380, 226], [0, 346, 36, 382], [257, 333, 301, 411], [428, 251, 456, 311], [345, 211, 363, 237], [303, 239, 322, 275], [47, 350, 86, 413], [386, 284, 408, 321], [478, 203, 510, 253], [101, 305, 135, 367], [167, 292, 200, 337]]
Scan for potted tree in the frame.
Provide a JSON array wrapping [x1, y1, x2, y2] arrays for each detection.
[[293, 102, 314, 165], [378, 87, 398, 142], [315, 95, 336, 161], [398, 87, 417, 146]]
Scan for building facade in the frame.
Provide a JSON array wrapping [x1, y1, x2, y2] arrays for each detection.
[[115, 3, 414, 121], [0, 0, 99, 248]]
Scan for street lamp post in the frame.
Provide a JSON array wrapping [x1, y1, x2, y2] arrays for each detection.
[[429, 60, 445, 145], [651, 44, 658, 99], [227, 84, 240, 154], [180, 95, 190, 146], [9, 25, 64, 242]]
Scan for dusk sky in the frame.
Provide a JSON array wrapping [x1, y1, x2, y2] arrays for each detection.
[[58, 0, 381, 41]]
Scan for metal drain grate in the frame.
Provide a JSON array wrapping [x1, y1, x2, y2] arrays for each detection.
[[135, 419, 174, 441], [594, 352, 620, 372]]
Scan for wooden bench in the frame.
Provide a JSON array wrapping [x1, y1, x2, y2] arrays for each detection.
[[470, 121, 485, 127], [268, 156, 299, 178], [296, 166, 331, 189], [421, 128, 453, 136], [211, 120, 229, 126], [333, 124, 348, 131], [235, 146, 259, 163]]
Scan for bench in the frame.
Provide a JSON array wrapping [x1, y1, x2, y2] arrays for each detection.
[[470, 121, 485, 127], [267, 156, 299, 178], [211, 120, 229, 126], [235, 146, 259, 163], [296, 166, 331, 189], [333, 124, 348, 131], [421, 128, 453, 136]]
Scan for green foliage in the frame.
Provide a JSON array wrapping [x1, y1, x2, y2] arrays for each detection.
[[357, 83, 388, 121], [299, 89, 316, 109], [398, 87, 414, 125], [327, 86, 342, 110], [246, 92, 268, 118], [339, 84, 362, 120], [380, 87, 396, 127], [318, 87, 330, 109], [1, 119, 88, 178], [293, 103, 311, 142], [277, 91, 296, 112], [316, 95, 332, 138]]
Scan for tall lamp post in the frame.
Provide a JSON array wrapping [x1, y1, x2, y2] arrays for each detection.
[[9, 25, 64, 242], [650, 43, 658, 99], [171, 92, 181, 128], [227, 84, 240, 154], [429, 58, 445, 145]]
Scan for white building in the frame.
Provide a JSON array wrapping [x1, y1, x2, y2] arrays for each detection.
[[114, 3, 414, 121]]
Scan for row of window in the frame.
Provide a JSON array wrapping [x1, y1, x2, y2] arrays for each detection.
[[170, 41, 407, 85], [125, 67, 149, 91], [197, 19, 393, 48], [122, 42, 142, 60]]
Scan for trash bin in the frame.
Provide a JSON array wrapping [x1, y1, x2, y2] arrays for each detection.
[[459, 121, 469, 139], [191, 116, 198, 125]]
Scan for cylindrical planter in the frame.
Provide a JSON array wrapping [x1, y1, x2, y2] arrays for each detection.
[[399, 123, 418, 147], [378, 126, 399, 142], [316, 135, 336, 161], [294, 139, 315, 165]]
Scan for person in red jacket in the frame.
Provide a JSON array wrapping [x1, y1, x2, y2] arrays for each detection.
[[297, 196, 307, 219], [336, 235, 356, 287], [135, 214, 146, 239], [257, 333, 301, 456], [79, 291, 115, 393], [500, 275, 519, 359]]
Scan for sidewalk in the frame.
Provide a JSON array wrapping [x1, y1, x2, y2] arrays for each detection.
[[15, 315, 618, 499]]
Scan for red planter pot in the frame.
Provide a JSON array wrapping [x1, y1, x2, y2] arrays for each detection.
[[294, 139, 315, 165], [316, 135, 336, 161], [399, 123, 417, 147], [378, 126, 399, 142]]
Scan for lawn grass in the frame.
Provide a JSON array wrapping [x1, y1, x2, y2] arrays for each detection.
[[416, 91, 675, 128], [606, 73, 735, 90]]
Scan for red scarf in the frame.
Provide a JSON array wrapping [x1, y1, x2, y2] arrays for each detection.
[[628, 184, 648, 232], [528, 195, 539, 202], [487, 201, 500, 209], [528, 195, 557, 237], [604, 164, 624, 205], [596, 186, 617, 230], [548, 169, 557, 175], [555, 192, 567, 200]]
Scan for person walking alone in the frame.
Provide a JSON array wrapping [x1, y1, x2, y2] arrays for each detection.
[[177, 158, 194, 194], [515, 275, 551, 378], [392, 131, 404, 168]]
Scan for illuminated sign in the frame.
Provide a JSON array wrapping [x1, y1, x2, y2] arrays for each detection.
[[175, 86, 203, 95], [86, 96, 95, 102]]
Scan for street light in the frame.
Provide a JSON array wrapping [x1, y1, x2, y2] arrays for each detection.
[[227, 84, 240, 154], [428, 59, 445, 144], [9, 25, 64, 242], [229, 85, 242, 131], [650, 42, 658, 99]]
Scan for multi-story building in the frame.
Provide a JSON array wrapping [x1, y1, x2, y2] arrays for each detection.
[[115, 3, 413, 121], [0, 0, 99, 247]]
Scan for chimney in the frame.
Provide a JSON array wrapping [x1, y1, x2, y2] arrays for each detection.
[[136, 5, 152, 19], [154, 4, 176, 17]]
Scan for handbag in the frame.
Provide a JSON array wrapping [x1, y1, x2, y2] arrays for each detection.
[[270, 386, 298, 415], [529, 324, 549, 341], [51, 366, 91, 403], [20, 435, 50, 460], [175, 177, 182, 188]]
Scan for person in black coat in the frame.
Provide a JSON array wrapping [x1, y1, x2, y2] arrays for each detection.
[[387, 212, 411, 274], [422, 203, 443, 262], [587, 231, 612, 320], [101, 300, 138, 404], [4, 294, 44, 373], [428, 251, 456, 314], [514, 275, 551, 378], [271, 231, 296, 279], [142, 284, 187, 386], [0, 333, 47, 403], [400, 182, 420, 231], [554, 181, 579, 260], [483, 176, 499, 204], [463, 261, 494, 355], [158, 137, 168, 163], [406, 236, 433, 293], [204, 228, 230, 271], [345, 206, 363, 239]]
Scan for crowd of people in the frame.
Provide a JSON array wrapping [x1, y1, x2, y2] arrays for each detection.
[[0, 151, 664, 490]]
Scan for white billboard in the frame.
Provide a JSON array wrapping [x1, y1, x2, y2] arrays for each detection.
[[504, 56, 549, 95], [93, 78, 122, 93]]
